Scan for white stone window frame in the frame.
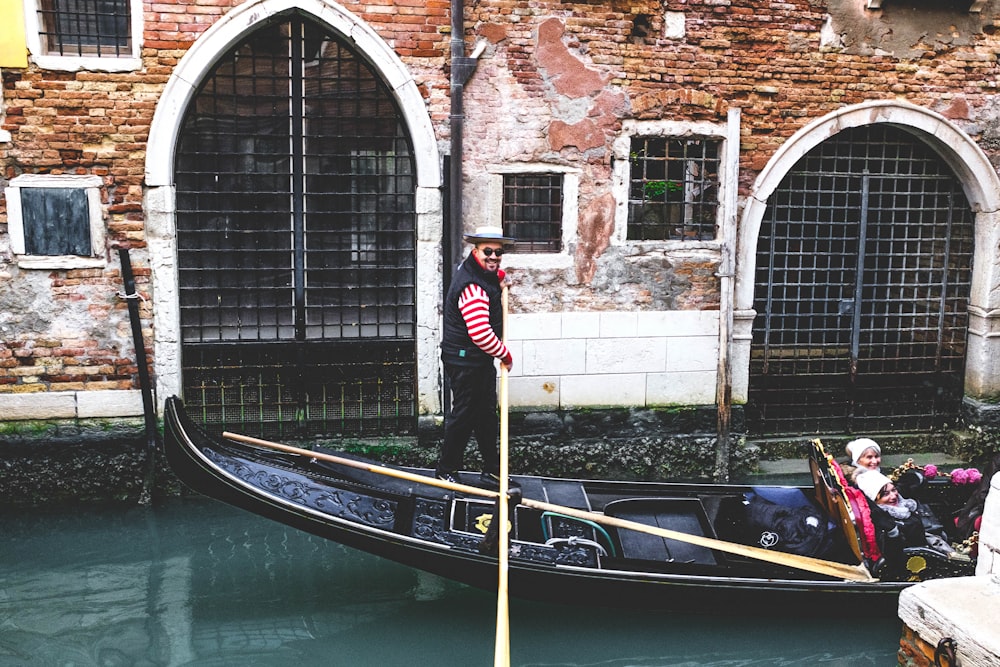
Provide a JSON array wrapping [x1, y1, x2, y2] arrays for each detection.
[[486, 164, 579, 270], [5, 173, 107, 269], [22, 0, 143, 72], [611, 119, 735, 248]]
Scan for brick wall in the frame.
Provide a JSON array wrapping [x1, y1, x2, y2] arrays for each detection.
[[4, 0, 1000, 415]]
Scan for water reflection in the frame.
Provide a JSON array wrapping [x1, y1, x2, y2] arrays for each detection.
[[1, 498, 901, 666]]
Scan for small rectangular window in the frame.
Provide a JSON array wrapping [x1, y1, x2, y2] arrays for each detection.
[[37, 0, 130, 57], [20, 187, 92, 255], [5, 174, 105, 269], [502, 173, 562, 253], [628, 137, 720, 241]]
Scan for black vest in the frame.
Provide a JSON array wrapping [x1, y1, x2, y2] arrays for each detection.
[[441, 254, 503, 367]]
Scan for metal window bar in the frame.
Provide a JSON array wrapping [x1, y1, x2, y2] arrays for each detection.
[[627, 136, 720, 241], [175, 15, 417, 438], [38, 0, 130, 57], [748, 125, 973, 436], [502, 173, 563, 252]]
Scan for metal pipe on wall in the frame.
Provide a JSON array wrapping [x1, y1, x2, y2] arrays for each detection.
[[444, 1, 483, 412]]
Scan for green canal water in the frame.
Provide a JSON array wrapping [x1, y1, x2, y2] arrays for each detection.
[[1, 497, 901, 666]]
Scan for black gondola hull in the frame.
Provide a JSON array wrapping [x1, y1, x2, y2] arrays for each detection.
[[162, 397, 974, 615]]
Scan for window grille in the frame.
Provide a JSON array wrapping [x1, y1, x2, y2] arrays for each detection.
[[627, 137, 720, 241], [37, 0, 130, 57], [175, 15, 417, 439], [749, 124, 972, 436], [502, 174, 562, 252]]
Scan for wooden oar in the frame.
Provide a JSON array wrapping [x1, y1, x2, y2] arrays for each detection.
[[224, 431, 496, 497], [220, 431, 875, 583], [520, 497, 874, 583], [494, 283, 511, 667]]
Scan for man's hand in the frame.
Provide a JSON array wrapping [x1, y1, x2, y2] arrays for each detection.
[[502, 352, 513, 372]]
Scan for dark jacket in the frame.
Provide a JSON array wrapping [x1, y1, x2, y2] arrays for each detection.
[[441, 254, 504, 367], [867, 498, 927, 575]]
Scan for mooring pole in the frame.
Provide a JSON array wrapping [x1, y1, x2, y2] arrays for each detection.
[[119, 248, 158, 504], [714, 107, 741, 483]]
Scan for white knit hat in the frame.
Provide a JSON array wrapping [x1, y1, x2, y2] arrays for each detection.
[[856, 470, 893, 501], [846, 438, 881, 466]]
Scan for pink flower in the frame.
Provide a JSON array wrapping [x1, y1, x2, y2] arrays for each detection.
[[967, 468, 983, 484], [923, 464, 938, 479], [951, 468, 969, 485]]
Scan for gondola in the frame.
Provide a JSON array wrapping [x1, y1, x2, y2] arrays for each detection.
[[163, 396, 976, 615]]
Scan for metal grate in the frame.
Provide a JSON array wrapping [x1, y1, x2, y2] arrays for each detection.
[[182, 342, 415, 439], [748, 125, 973, 436], [175, 14, 417, 438], [627, 137, 720, 241], [37, 0, 130, 57], [502, 173, 562, 252]]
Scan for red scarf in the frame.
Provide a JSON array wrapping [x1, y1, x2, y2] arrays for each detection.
[[828, 453, 882, 562]]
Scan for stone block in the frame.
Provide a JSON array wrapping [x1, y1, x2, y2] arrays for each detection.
[[598, 311, 638, 337], [637, 310, 718, 337], [586, 337, 666, 374], [898, 576, 1000, 667], [509, 375, 560, 408], [522, 339, 587, 375], [560, 373, 646, 408], [0, 392, 76, 419], [560, 312, 601, 339], [666, 336, 719, 372], [77, 389, 145, 418], [509, 312, 562, 340], [646, 370, 717, 405]]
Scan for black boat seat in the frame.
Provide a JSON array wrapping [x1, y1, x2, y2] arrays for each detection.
[[603, 498, 717, 565], [540, 479, 592, 510]]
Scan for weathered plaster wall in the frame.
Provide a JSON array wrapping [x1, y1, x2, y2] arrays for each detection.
[[826, 0, 989, 59], [0, 253, 150, 417]]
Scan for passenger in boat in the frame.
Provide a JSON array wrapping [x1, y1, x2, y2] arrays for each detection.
[[855, 470, 957, 557], [843, 438, 881, 484], [436, 226, 519, 491]]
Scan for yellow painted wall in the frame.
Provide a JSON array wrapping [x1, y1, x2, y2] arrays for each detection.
[[0, 0, 28, 68]]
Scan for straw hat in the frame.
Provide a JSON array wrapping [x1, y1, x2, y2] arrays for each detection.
[[463, 226, 516, 245]]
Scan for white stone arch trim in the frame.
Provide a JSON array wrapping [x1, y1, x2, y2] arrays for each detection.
[[732, 99, 1000, 403], [144, 0, 443, 415], [146, 0, 439, 188]]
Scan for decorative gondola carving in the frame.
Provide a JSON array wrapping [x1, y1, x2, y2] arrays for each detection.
[[205, 448, 397, 529]]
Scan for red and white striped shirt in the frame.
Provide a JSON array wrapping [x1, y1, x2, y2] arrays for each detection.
[[458, 283, 510, 363]]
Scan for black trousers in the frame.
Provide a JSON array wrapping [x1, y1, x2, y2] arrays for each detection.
[[437, 363, 499, 475]]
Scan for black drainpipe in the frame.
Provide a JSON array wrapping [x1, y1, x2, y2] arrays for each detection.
[[448, 0, 485, 269], [444, 2, 482, 413]]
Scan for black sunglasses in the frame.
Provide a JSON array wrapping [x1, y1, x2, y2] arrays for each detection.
[[480, 247, 504, 257]]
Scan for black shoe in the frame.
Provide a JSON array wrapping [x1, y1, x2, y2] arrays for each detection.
[[435, 471, 458, 484], [479, 472, 521, 490]]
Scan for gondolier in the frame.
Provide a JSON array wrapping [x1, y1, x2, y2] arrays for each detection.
[[437, 226, 517, 489]]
